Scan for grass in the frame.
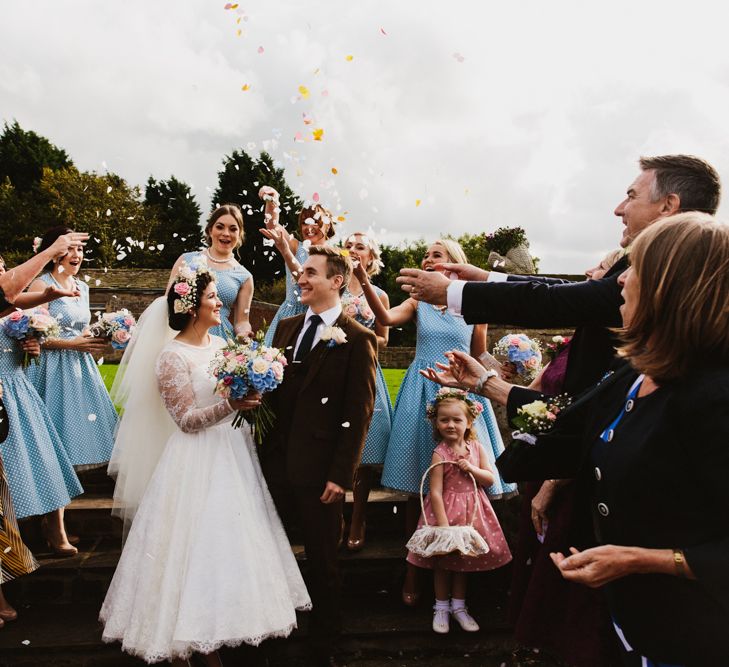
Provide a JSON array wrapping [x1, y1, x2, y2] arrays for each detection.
[[100, 364, 409, 405]]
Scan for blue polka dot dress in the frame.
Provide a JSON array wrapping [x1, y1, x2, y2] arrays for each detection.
[[0, 322, 82, 518], [181, 252, 252, 341], [264, 243, 309, 346], [342, 286, 392, 465], [27, 274, 118, 469], [381, 303, 516, 498]]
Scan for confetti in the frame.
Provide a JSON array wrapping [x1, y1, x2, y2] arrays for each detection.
[[345, 55, 353, 61], [380, 27, 387, 36], [84, 274, 90, 282], [105, 208, 112, 217], [106, 186, 112, 194], [337, 215, 346, 222], [312, 128, 324, 141], [321, 397, 329, 404], [321, 89, 329, 97], [95, 279, 101, 286], [331, 167, 338, 175], [257, 46, 264, 54], [224, 2, 238, 8], [88, 413, 97, 421], [312, 192, 320, 203], [298, 85, 310, 99], [342, 421, 350, 428], [241, 84, 250, 91], [453, 52, 465, 63], [393, 506, 397, 514], [3, 546, 10, 553], [237, 29, 242, 37], [21, 640, 30, 646], [415, 199, 422, 207]]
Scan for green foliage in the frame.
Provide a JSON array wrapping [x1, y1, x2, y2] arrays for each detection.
[[482, 226, 529, 256], [144, 175, 203, 267], [211, 150, 302, 283], [0, 120, 72, 192]]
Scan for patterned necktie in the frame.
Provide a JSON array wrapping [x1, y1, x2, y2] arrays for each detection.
[[295, 314, 323, 361]]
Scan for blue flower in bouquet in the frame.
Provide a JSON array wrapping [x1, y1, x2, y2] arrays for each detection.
[[3, 311, 30, 339], [493, 333, 542, 380]]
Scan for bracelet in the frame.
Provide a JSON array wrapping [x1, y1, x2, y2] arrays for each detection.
[[473, 369, 498, 394], [672, 548, 687, 577]]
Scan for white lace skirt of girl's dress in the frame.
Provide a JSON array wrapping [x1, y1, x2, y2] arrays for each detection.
[[99, 422, 311, 664]]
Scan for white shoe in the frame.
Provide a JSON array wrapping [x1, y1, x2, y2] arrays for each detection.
[[432, 607, 450, 634], [451, 606, 479, 632]]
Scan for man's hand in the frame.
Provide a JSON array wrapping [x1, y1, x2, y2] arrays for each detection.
[[420, 350, 486, 390], [434, 263, 489, 281], [320, 480, 345, 504], [396, 269, 450, 305]]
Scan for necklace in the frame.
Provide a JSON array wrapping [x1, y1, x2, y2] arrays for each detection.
[[205, 249, 234, 265]]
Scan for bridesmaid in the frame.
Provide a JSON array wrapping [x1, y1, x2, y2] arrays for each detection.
[[168, 204, 253, 340], [0, 325, 82, 555], [344, 232, 392, 551], [27, 227, 118, 470], [357, 239, 516, 604], [258, 186, 335, 345]]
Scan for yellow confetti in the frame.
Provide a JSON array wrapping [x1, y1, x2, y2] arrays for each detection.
[[415, 199, 422, 207], [331, 167, 338, 175], [241, 84, 250, 91], [236, 17, 241, 24], [345, 55, 353, 61], [298, 85, 310, 99], [312, 128, 324, 141], [337, 215, 346, 222], [236, 28, 242, 36]]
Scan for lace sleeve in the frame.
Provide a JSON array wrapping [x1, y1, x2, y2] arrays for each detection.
[[155, 350, 234, 433]]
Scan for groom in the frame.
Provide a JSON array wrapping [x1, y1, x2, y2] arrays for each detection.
[[261, 245, 377, 667]]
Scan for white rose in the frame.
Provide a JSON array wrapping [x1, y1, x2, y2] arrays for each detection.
[[330, 326, 347, 345], [251, 357, 271, 374], [552, 335, 564, 343], [522, 400, 548, 418]]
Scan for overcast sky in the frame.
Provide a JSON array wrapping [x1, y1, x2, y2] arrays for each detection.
[[3, 0, 729, 272]]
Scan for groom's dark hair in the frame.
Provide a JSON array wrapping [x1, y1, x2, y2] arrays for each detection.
[[308, 245, 351, 295]]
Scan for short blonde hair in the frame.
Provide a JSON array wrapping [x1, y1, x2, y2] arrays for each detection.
[[346, 232, 382, 277], [617, 212, 729, 382], [433, 239, 468, 264]]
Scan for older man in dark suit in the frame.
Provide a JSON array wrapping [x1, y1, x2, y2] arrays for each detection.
[[260, 245, 377, 667], [398, 154, 721, 399]]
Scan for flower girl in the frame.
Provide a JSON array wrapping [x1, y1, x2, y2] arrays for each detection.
[[406, 389, 511, 634]]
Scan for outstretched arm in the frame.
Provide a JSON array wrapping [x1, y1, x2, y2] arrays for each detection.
[[353, 260, 416, 327]]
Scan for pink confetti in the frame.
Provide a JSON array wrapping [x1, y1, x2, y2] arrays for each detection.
[[321, 89, 329, 97], [380, 27, 387, 36], [294, 131, 304, 142], [453, 52, 465, 63], [312, 192, 320, 203], [257, 46, 264, 54]]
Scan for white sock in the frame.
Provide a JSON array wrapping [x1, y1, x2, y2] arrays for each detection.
[[434, 598, 450, 611], [451, 598, 466, 611]]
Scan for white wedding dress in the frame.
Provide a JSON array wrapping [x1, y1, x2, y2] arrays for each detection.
[[100, 336, 311, 663]]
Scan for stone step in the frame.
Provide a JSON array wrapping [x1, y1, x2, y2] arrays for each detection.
[[0, 589, 560, 667]]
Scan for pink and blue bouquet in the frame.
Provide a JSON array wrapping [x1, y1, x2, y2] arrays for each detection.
[[493, 333, 543, 381], [3, 307, 61, 368], [209, 330, 287, 441], [89, 309, 137, 350]]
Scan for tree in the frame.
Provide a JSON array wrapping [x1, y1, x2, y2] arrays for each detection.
[[144, 175, 203, 266], [39, 167, 162, 268], [0, 120, 72, 193], [211, 150, 302, 283]]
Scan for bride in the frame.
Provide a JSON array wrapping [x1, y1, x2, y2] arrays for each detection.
[[100, 259, 310, 665]]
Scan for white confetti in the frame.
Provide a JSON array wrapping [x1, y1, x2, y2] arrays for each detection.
[[321, 397, 328, 404], [84, 274, 90, 282], [392, 506, 397, 514], [88, 413, 97, 422], [106, 186, 112, 194], [3, 546, 10, 553], [342, 421, 350, 428], [105, 209, 112, 217], [21, 640, 30, 646], [96, 357, 104, 366], [95, 279, 101, 286]]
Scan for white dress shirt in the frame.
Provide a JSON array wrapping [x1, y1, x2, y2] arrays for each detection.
[[446, 271, 507, 315], [292, 303, 343, 359]]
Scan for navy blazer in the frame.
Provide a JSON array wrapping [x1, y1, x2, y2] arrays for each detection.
[[462, 256, 628, 396], [498, 363, 729, 664]]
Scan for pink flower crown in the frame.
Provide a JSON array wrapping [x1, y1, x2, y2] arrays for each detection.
[[426, 388, 484, 420], [171, 258, 214, 314]]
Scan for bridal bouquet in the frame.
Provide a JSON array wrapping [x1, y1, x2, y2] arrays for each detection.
[[341, 292, 375, 328], [209, 329, 287, 442], [89, 309, 137, 350], [511, 394, 572, 444], [3, 307, 61, 368], [492, 333, 542, 381]]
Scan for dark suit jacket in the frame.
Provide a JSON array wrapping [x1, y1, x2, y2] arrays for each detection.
[[497, 362, 729, 664], [463, 256, 629, 398], [265, 312, 378, 490]]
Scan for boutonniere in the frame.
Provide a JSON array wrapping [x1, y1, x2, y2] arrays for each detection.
[[321, 325, 347, 348]]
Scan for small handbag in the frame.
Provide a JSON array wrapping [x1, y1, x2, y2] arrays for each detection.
[[405, 460, 490, 558]]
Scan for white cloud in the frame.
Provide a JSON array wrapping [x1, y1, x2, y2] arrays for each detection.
[[2, 0, 729, 272]]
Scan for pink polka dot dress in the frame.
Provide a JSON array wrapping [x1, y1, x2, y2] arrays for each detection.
[[407, 441, 512, 572]]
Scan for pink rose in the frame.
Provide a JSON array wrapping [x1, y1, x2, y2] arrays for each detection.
[[235, 354, 245, 362], [361, 307, 374, 321], [112, 329, 131, 344], [9, 311, 23, 321], [124, 317, 135, 326], [345, 304, 358, 317], [223, 376, 233, 385], [174, 282, 191, 296], [546, 412, 556, 421], [509, 336, 521, 346]]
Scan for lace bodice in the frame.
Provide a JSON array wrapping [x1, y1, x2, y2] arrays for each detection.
[[155, 337, 233, 433]]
